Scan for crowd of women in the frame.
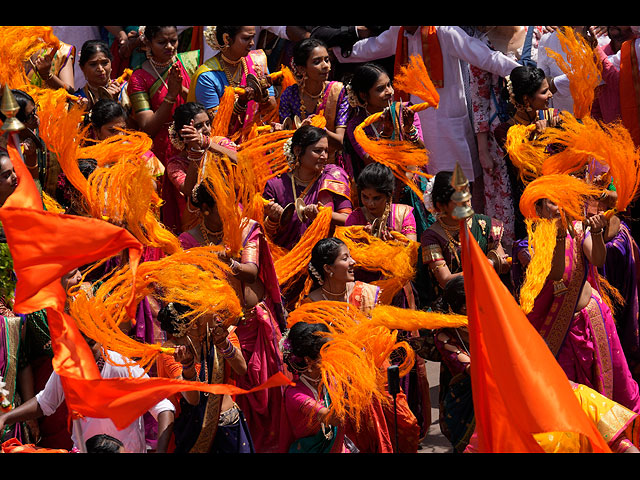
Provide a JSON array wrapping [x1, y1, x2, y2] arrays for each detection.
[[1, 24, 640, 454]]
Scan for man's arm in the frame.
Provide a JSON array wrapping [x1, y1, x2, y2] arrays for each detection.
[[332, 26, 400, 63], [155, 409, 174, 454]]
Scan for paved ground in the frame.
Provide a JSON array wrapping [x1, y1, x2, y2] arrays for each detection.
[[418, 360, 454, 453]]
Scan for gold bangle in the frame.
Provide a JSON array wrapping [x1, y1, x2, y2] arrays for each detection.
[[164, 96, 176, 104]]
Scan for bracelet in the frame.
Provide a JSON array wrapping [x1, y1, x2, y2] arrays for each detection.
[[229, 258, 241, 274], [217, 339, 236, 358], [164, 96, 176, 104], [591, 228, 603, 236]]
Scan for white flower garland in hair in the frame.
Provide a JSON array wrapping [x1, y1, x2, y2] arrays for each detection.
[[308, 263, 324, 285], [138, 26, 146, 38], [422, 176, 436, 213], [283, 137, 296, 166], [168, 123, 185, 151], [505, 75, 517, 107], [204, 26, 221, 51]]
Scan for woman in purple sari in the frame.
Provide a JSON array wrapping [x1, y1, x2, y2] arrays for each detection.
[[263, 125, 352, 251], [279, 38, 349, 173], [528, 197, 640, 413]]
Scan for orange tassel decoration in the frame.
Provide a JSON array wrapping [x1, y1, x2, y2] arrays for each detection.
[[333, 226, 420, 304], [518, 218, 559, 314], [211, 86, 237, 138], [0, 26, 60, 88], [544, 27, 601, 119], [68, 245, 242, 373], [393, 55, 440, 107], [286, 300, 415, 430], [502, 123, 546, 183], [519, 174, 605, 226]]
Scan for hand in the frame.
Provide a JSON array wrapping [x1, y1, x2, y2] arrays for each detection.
[[534, 118, 549, 135], [584, 212, 607, 234], [478, 146, 496, 175], [104, 80, 124, 98], [211, 318, 229, 346], [33, 50, 54, 79], [264, 200, 284, 222], [166, 63, 183, 98], [180, 121, 207, 150], [173, 345, 194, 366], [303, 203, 319, 221], [237, 86, 256, 103], [356, 26, 374, 39], [380, 108, 394, 137]]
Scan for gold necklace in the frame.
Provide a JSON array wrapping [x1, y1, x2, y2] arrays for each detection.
[[199, 222, 223, 245], [299, 81, 327, 118], [221, 55, 247, 87]]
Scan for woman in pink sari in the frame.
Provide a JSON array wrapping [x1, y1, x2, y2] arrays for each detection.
[[127, 25, 200, 232], [528, 198, 640, 413], [179, 181, 286, 453]]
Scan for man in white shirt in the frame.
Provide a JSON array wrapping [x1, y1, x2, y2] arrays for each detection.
[[0, 336, 175, 453], [332, 25, 520, 183]]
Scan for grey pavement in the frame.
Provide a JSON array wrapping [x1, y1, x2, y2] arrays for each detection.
[[418, 359, 453, 453]]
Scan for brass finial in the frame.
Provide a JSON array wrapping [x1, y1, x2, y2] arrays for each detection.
[[1, 84, 25, 133], [451, 162, 474, 220]]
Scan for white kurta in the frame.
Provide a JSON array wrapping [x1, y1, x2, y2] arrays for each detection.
[[333, 26, 520, 181], [36, 350, 175, 453]]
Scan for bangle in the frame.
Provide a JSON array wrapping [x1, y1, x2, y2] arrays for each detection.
[[591, 228, 603, 236], [164, 96, 176, 104], [217, 339, 235, 358], [229, 258, 241, 274]]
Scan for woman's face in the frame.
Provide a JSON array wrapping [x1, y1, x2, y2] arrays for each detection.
[[22, 100, 40, 130], [360, 187, 389, 218], [364, 72, 394, 110], [224, 26, 256, 59], [96, 116, 127, 140], [536, 198, 561, 220], [148, 27, 179, 63], [0, 155, 18, 206], [297, 136, 329, 173], [82, 50, 112, 86], [191, 111, 212, 137], [524, 79, 553, 111], [324, 244, 356, 284], [303, 46, 331, 82]]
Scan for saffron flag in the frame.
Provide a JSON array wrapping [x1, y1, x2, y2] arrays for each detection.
[[459, 218, 611, 453], [0, 131, 292, 431]]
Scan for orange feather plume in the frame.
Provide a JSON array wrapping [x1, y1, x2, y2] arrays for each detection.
[[544, 27, 601, 119], [502, 123, 546, 183], [0, 26, 60, 87]]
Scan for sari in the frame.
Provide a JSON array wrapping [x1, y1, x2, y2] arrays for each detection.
[[188, 50, 274, 137], [263, 164, 352, 250], [527, 225, 640, 413], [434, 327, 474, 452], [25, 42, 75, 88], [279, 82, 349, 170], [0, 314, 27, 444], [179, 219, 286, 453], [127, 50, 200, 234], [167, 333, 254, 453], [599, 220, 640, 383], [279, 375, 348, 453]]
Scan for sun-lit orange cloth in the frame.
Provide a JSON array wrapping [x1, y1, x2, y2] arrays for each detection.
[[620, 39, 640, 146], [459, 215, 611, 453], [0, 132, 292, 430], [2, 438, 69, 453]]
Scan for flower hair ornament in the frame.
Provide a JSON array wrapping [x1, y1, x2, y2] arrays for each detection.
[[505, 75, 516, 106], [345, 83, 364, 108], [308, 262, 324, 285], [204, 26, 222, 51], [283, 137, 296, 167], [167, 302, 191, 338], [168, 122, 186, 151], [279, 329, 308, 373], [422, 176, 436, 213]]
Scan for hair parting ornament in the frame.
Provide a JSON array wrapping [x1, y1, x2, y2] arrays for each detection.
[[166, 302, 192, 338]]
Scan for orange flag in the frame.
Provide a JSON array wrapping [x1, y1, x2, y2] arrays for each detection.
[[459, 219, 611, 453], [0, 130, 292, 431]]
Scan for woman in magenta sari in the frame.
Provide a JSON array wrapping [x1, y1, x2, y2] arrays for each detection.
[[528, 197, 640, 413], [179, 181, 286, 453], [279, 38, 349, 172], [127, 25, 200, 232], [278, 321, 350, 453], [263, 125, 352, 250], [188, 26, 276, 139]]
